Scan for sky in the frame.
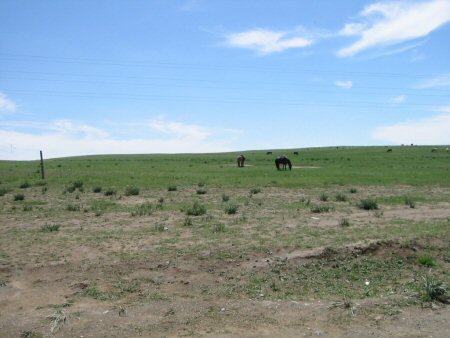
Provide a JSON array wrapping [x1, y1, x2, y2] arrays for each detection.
[[1, 0, 450, 160]]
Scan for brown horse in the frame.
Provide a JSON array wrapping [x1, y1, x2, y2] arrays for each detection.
[[237, 154, 246, 167]]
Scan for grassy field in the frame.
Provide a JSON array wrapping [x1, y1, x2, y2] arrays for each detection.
[[0, 146, 449, 337]]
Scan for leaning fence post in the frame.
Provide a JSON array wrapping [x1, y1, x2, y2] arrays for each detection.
[[40, 150, 45, 179]]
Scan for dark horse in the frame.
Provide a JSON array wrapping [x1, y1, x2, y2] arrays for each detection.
[[275, 156, 292, 170], [237, 154, 246, 167]]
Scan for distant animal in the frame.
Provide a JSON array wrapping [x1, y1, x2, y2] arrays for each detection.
[[293, 151, 299, 155], [237, 154, 246, 167], [431, 148, 438, 152], [266, 151, 272, 155], [386, 149, 393, 153], [275, 156, 292, 171]]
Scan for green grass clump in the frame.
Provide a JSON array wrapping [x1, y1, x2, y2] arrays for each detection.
[[92, 186, 102, 193], [357, 198, 379, 210], [41, 224, 60, 232], [420, 274, 447, 303], [14, 193, 25, 201], [130, 203, 154, 216], [221, 193, 230, 202], [66, 204, 80, 212], [212, 223, 226, 233], [417, 255, 435, 267], [19, 181, 31, 189], [196, 188, 207, 195], [168, 185, 177, 191], [104, 188, 117, 196], [186, 201, 206, 216], [183, 217, 193, 227], [250, 187, 261, 195], [404, 196, 416, 208], [319, 193, 329, 201], [349, 188, 358, 194], [125, 185, 140, 196], [335, 193, 348, 202], [339, 218, 350, 227], [310, 205, 333, 213], [0, 187, 10, 196], [224, 203, 239, 215]]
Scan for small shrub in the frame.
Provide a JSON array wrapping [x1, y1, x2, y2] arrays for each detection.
[[198, 181, 205, 187], [196, 188, 207, 195], [41, 223, 60, 232], [168, 185, 177, 192], [339, 218, 350, 227], [357, 198, 378, 210], [186, 201, 206, 216], [23, 205, 33, 212], [349, 188, 358, 194], [299, 197, 311, 206], [250, 187, 261, 195], [41, 186, 48, 194], [14, 193, 25, 201], [92, 186, 102, 193], [335, 193, 348, 202], [225, 203, 239, 215], [65, 185, 76, 193], [417, 255, 435, 267], [319, 193, 329, 201], [104, 188, 117, 196], [125, 185, 140, 196], [221, 193, 230, 202], [19, 181, 31, 189]]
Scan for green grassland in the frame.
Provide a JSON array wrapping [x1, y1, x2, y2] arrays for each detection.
[[1, 146, 449, 190]]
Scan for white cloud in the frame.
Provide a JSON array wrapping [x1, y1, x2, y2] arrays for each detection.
[[373, 114, 450, 144], [0, 118, 241, 160], [226, 29, 313, 54], [338, 0, 450, 57], [391, 95, 406, 104], [0, 92, 17, 113], [335, 80, 353, 89], [415, 74, 450, 88], [436, 105, 450, 113]]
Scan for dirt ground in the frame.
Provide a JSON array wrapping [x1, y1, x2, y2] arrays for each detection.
[[0, 186, 449, 337]]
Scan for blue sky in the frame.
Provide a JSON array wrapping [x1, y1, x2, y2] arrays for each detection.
[[1, 0, 449, 160]]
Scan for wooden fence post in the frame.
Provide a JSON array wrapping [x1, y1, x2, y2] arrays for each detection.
[[40, 150, 45, 179]]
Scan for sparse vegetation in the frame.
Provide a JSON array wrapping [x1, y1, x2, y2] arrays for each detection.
[[168, 185, 177, 191], [14, 193, 25, 201], [417, 255, 435, 267], [104, 188, 117, 196], [130, 202, 154, 216], [224, 203, 239, 215]]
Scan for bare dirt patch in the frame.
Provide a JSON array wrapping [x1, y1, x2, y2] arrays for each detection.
[[1, 185, 449, 337]]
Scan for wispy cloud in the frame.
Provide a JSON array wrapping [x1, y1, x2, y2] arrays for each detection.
[[0, 118, 241, 160], [335, 80, 353, 89], [373, 114, 450, 144], [338, 0, 450, 57], [226, 29, 313, 55], [415, 74, 450, 88], [0, 92, 17, 113]]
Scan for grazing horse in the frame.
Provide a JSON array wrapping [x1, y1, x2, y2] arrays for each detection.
[[293, 151, 299, 155], [266, 151, 272, 155], [386, 148, 393, 152], [275, 156, 292, 171], [237, 154, 246, 167]]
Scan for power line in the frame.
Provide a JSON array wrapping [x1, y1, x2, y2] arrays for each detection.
[[1, 53, 449, 79], [3, 88, 442, 108]]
